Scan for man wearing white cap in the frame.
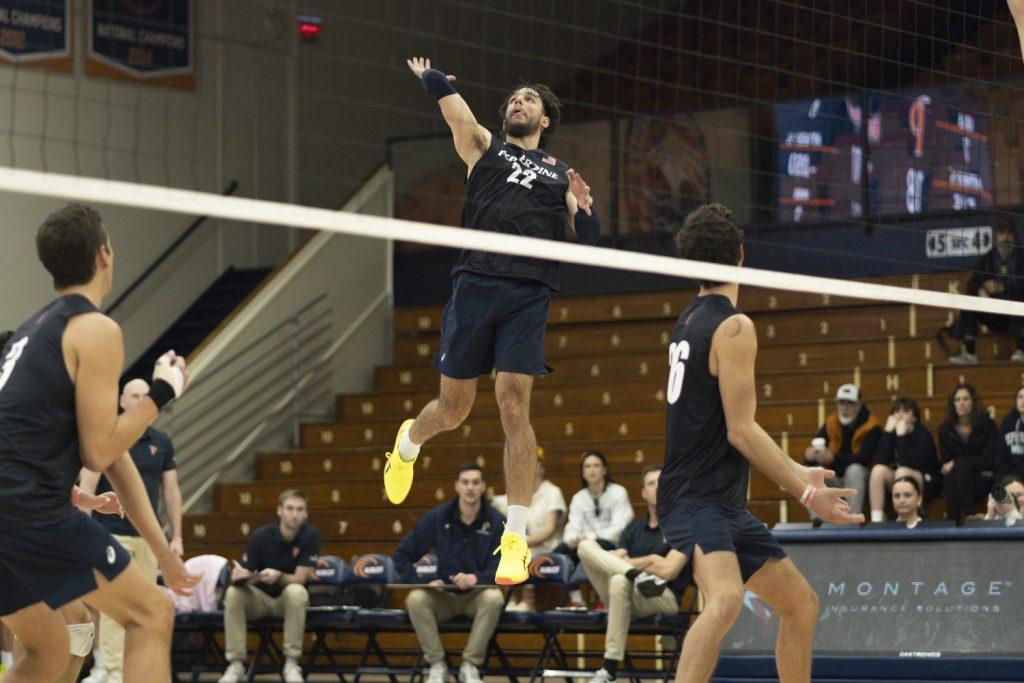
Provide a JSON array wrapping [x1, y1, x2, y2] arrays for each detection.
[[803, 384, 881, 518]]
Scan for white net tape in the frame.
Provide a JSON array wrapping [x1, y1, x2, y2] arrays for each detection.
[[2, 164, 1022, 317]]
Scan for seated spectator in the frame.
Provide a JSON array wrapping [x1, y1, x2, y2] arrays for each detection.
[[937, 218, 1024, 365], [868, 397, 940, 521], [939, 383, 998, 523], [394, 463, 505, 683], [995, 386, 1024, 480], [984, 474, 1024, 525], [577, 465, 688, 683], [804, 383, 880, 517], [219, 490, 321, 683], [492, 447, 567, 611], [891, 476, 925, 529], [163, 554, 229, 613], [554, 451, 634, 605]]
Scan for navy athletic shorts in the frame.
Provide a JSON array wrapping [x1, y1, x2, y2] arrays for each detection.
[[0, 510, 132, 616], [433, 272, 552, 379], [660, 500, 786, 583]]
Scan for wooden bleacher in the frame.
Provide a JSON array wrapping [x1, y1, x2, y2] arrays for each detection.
[[181, 270, 1024, 563]]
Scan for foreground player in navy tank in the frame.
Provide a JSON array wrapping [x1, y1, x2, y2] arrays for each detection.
[[384, 57, 601, 585], [0, 204, 199, 682], [659, 204, 864, 683]]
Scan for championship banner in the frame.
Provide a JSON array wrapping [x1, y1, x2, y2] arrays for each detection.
[[0, 0, 71, 69], [86, 0, 193, 88]]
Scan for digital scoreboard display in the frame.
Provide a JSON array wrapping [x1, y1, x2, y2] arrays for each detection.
[[775, 96, 867, 223], [776, 88, 994, 222], [870, 88, 994, 216]]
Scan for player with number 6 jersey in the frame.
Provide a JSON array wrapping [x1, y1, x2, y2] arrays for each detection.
[[382, 57, 603, 587], [658, 204, 864, 683]]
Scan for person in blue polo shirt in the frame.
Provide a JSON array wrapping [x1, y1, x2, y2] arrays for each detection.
[[219, 489, 322, 683], [79, 378, 182, 683], [394, 463, 505, 683]]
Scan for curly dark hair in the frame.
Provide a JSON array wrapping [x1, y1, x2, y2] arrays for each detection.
[[0, 330, 13, 353], [674, 203, 743, 287], [942, 382, 987, 430], [498, 83, 561, 147], [36, 203, 109, 290]]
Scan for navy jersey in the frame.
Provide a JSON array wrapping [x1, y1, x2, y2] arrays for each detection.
[[0, 295, 100, 525], [658, 294, 749, 513], [454, 135, 570, 290], [95, 427, 175, 537]]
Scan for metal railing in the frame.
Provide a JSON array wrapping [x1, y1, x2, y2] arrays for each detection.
[[173, 289, 391, 515]]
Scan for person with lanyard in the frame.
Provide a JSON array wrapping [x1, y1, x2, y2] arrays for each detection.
[[79, 378, 182, 683], [384, 56, 601, 587]]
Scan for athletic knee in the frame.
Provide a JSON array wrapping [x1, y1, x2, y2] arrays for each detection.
[[496, 391, 529, 424], [21, 637, 70, 679], [437, 398, 472, 430], [869, 464, 889, 482], [703, 586, 744, 623]]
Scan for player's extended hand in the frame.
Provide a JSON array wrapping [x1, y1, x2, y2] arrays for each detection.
[[810, 486, 865, 525], [567, 169, 593, 216], [160, 551, 201, 597], [406, 57, 456, 82], [93, 491, 125, 518], [801, 466, 835, 489]]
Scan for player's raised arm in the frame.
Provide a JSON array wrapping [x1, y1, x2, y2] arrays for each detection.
[[1010, 1, 1024, 62], [714, 314, 865, 525], [407, 57, 491, 168]]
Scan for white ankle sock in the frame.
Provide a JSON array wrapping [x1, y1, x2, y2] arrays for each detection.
[[2, 651, 13, 667], [506, 505, 529, 537], [870, 509, 885, 522], [399, 431, 420, 462], [91, 649, 103, 668]]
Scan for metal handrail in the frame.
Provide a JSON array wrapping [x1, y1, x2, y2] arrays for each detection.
[[180, 289, 391, 514], [105, 181, 239, 316], [183, 293, 328, 391]]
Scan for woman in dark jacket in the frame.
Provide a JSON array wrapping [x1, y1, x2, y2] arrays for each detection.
[[868, 397, 940, 522], [995, 385, 1024, 481], [939, 383, 998, 522]]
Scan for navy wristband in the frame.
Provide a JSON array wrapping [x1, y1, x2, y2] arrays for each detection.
[[574, 206, 601, 245], [147, 379, 176, 410], [421, 68, 457, 101]]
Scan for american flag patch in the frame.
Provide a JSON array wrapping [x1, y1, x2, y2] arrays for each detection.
[[542, 155, 556, 165]]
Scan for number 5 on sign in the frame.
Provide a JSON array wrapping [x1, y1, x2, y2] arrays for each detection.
[[666, 341, 690, 405], [0, 337, 28, 393]]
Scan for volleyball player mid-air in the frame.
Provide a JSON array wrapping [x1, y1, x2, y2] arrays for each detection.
[[659, 204, 864, 682], [0, 204, 198, 681], [383, 57, 600, 585]]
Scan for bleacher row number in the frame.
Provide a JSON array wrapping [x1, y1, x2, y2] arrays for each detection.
[[392, 520, 403, 534], [590, 364, 600, 377], [559, 307, 569, 320], [765, 325, 776, 338], [361, 401, 374, 416], [887, 374, 900, 391], [331, 489, 341, 504], [403, 399, 414, 411], [370, 457, 380, 471], [767, 295, 777, 309], [417, 316, 431, 330], [879, 318, 887, 332], [192, 523, 206, 539], [475, 454, 486, 468], [559, 335, 568, 349], [321, 430, 334, 444], [612, 305, 622, 319], [462, 425, 471, 438], [639, 362, 649, 376], [422, 456, 432, 469], [660, 331, 669, 345], [822, 294, 830, 305], [820, 322, 829, 336], [618, 422, 629, 435], [363, 429, 373, 442], [602, 391, 612, 406], [634, 449, 645, 463], [435, 487, 445, 501], [610, 334, 621, 347], [279, 460, 292, 474], [417, 343, 430, 357], [324, 459, 334, 472], [662, 302, 672, 315], [399, 371, 412, 385], [565, 422, 574, 436], [240, 523, 250, 537], [763, 384, 773, 398], [655, 389, 665, 402], [553, 393, 563, 407], [238, 491, 252, 506], [798, 353, 807, 367], [338, 521, 348, 536]]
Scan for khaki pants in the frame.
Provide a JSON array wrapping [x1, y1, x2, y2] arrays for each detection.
[[405, 587, 504, 666], [223, 583, 310, 661], [100, 535, 158, 683], [577, 539, 679, 661]]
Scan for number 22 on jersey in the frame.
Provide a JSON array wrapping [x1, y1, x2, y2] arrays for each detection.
[[666, 340, 690, 405], [0, 337, 28, 393]]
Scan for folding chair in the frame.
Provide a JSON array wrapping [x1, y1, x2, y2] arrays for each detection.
[[346, 554, 417, 683], [305, 556, 358, 680], [171, 560, 232, 683]]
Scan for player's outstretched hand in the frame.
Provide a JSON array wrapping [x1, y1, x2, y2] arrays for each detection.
[[160, 550, 201, 597], [93, 491, 125, 518], [567, 169, 593, 215], [801, 465, 835, 489], [406, 57, 456, 82], [810, 486, 865, 525], [153, 350, 190, 399]]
